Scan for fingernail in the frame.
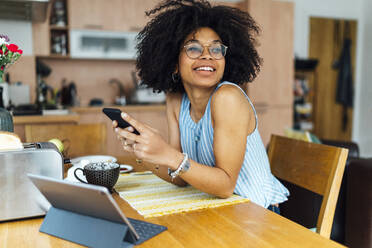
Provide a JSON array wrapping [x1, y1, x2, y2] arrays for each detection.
[[115, 128, 119, 132], [128, 126, 134, 132], [121, 112, 128, 118]]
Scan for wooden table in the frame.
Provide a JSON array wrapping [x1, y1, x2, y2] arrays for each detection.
[[0, 194, 345, 248]]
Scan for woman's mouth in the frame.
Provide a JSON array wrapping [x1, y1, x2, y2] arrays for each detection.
[[194, 66, 216, 72]]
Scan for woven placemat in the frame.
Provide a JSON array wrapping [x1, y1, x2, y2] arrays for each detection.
[[115, 172, 249, 218]]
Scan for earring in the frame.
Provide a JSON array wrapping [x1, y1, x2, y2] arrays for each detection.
[[172, 72, 180, 83]]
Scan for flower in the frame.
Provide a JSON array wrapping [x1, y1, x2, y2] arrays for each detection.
[[0, 34, 23, 81]]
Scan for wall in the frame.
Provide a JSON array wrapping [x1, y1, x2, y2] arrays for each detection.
[[0, 20, 33, 55], [282, 0, 372, 157], [358, 0, 372, 156]]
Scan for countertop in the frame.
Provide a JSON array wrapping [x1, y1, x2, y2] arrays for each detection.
[[13, 104, 166, 125], [70, 104, 166, 113], [13, 114, 80, 124]]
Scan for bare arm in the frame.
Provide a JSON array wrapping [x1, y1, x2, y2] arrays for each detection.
[[115, 85, 254, 198], [173, 85, 253, 197], [140, 93, 187, 186]]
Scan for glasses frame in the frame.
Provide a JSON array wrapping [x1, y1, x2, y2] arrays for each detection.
[[183, 41, 228, 60]]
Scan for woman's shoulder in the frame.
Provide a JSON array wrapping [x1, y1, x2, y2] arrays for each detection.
[[212, 82, 248, 107], [211, 82, 252, 120]]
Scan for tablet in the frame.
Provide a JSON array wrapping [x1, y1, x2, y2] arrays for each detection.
[[27, 173, 140, 241]]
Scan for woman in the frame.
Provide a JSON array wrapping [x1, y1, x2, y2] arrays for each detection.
[[114, 0, 289, 212]]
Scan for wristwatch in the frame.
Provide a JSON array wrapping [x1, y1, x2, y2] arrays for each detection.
[[168, 153, 190, 180]]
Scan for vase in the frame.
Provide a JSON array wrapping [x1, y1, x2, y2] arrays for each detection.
[[0, 69, 4, 83], [0, 107, 13, 132], [0, 78, 13, 132]]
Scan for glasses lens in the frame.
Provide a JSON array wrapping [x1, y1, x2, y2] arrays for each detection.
[[209, 43, 226, 59], [185, 43, 203, 59]]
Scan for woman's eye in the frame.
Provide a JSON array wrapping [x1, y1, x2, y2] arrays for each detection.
[[211, 47, 222, 54], [188, 46, 202, 52]]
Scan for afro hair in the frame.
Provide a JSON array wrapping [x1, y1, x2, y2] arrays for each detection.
[[136, 0, 262, 93]]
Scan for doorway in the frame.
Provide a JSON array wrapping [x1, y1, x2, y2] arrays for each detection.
[[309, 17, 357, 141]]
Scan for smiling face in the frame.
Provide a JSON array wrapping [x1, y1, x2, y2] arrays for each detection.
[[177, 27, 226, 91]]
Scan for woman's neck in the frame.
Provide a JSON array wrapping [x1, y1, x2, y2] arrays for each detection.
[[184, 85, 216, 122]]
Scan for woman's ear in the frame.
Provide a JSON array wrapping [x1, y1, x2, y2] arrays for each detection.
[[172, 65, 180, 83]]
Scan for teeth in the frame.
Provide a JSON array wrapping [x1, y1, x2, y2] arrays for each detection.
[[195, 66, 214, 72]]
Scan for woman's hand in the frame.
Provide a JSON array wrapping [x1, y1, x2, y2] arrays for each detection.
[[114, 112, 181, 167]]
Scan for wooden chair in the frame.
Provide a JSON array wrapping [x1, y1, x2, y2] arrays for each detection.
[[25, 123, 107, 158], [268, 134, 348, 238]]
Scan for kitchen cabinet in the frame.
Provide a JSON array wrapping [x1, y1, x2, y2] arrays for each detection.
[[13, 114, 80, 143], [68, 0, 156, 31], [243, 0, 294, 145], [68, 0, 110, 30], [33, 0, 69, 57], [256, 106, 293, 146]]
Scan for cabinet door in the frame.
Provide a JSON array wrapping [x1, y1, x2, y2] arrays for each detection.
[[256, 106, 293, 146], [68, 0, 107, 30], [68, 0, 157, 31], [119, 0, 157, 31], [246, 0, 294, 107], [32, 3, 52, 56]]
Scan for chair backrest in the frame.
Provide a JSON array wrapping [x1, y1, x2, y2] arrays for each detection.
[[268, 135, 348, 238], [25, 123, 107, 158]]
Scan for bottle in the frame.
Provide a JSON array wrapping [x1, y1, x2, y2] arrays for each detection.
[[0, 87, 14, 132]]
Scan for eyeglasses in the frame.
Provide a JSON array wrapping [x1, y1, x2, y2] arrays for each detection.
[[183, 41, 228, 60]]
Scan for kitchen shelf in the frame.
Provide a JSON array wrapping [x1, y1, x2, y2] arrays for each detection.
[[35, 55, 137, 62], [50, 25, 69, 30], [37, 55, 70, 59]]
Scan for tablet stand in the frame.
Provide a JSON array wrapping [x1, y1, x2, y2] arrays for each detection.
[[40, 207, 136, 248]]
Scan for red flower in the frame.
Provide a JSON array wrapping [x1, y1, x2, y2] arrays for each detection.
[[6, 44, 19, 53], [17, 49, 23, 54]]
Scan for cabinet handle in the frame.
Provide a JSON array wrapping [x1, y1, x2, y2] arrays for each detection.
[[254, 102, 269, 109], [254, 102, 269, 114], [84, 24, 103, 29], [129, 26, 142, 32]]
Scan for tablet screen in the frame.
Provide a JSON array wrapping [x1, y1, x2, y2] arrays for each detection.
[[27, 174, 139, 240]]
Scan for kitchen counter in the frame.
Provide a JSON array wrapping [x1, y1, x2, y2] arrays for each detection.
[[70, 104, 166, 113], [12, 104, 168, 156], [13, 114, 80, 125], [12, 104, 166, 124]]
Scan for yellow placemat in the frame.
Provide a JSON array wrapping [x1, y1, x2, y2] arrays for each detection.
[[115, 172, 249, 218]]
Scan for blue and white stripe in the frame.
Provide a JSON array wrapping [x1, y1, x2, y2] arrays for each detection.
[[179, 81, 289, 208]]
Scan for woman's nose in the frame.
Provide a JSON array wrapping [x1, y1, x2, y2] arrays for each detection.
[[199, 47, 213, 59]]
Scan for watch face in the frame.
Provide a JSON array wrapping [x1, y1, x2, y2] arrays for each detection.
[[182, 159, 191, 172]]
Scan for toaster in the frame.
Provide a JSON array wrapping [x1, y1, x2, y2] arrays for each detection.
[[0, 142, 64, 222]]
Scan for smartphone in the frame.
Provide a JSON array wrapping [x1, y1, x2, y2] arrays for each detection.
[[102, 108, 140, 135]]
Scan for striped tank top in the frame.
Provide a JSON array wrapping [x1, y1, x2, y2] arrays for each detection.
[[179, 81, 289, 208]]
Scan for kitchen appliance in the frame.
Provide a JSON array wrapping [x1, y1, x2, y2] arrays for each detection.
[[0, 142, 64, 222], [70, 29, 137, 59], [130, 71, 166, 104], [9, 83, 30, 106], [0, 0, 50, 22]]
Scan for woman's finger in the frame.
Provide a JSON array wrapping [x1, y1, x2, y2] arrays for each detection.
[[122, 144, 134, 153], [121, 112, 146, 134], [133, 142, 146, 152], [115, 128, 146, 143], [112, 120, 118, 128]]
